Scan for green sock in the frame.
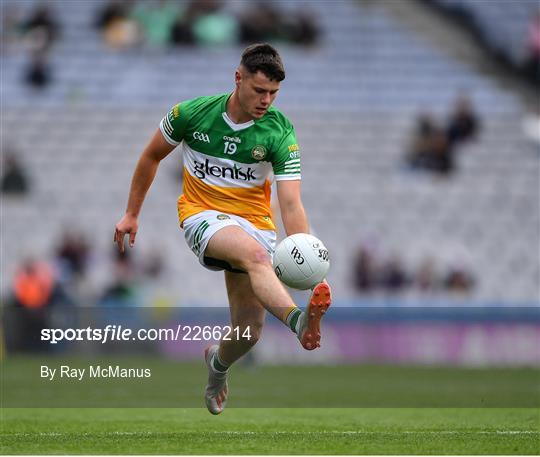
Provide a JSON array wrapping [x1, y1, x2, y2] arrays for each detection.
[[212, 352, 229, 373], [286, 308, 303, 335]]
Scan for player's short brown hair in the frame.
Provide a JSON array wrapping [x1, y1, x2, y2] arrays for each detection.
[[240, 43, 285, 82]]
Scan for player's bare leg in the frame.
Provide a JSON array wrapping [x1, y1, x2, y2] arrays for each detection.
[[204, 271, 265, 414], [205, 225, 297, 323], [221, 270, 266, 363]]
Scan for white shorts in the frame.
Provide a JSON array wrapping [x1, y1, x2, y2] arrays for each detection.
[[182, 210, 277, 271]]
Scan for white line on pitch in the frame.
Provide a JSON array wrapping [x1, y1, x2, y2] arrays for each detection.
[[2, 430, 539, 437]]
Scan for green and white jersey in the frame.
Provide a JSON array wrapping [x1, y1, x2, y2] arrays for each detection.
[[159, 93, 301, 230]]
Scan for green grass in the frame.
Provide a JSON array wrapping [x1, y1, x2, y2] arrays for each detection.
[[3, 356, 539, 407], [1, 356, 539, 453], [1, 408, 539, 454]]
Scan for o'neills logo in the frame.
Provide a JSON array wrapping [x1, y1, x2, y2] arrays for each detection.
[[193, 159, 256, 181]]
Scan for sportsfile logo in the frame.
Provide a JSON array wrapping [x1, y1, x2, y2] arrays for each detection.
[[193, 159, 256, 181], [193, 131, 210, 143]]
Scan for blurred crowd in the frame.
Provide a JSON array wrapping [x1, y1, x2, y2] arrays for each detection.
[[6, 231, 169, 311], [352, 241, 475, 296], [1, 0, 320, 91], [405, 94, 480, 176], [2, 2, 60, 89], [94, 0, 319, 49]]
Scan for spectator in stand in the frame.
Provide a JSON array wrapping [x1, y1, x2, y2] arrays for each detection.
[[100, 246, 138, 306], [142, 249, 165, 279], [352, 243, 377, 292], [428, 127, 454, 175], [24, 49, 52, 89], [239, 2, 283, 44], [55, 230, 91, 281], [171, 0, 219, 45], [1, 151, 30, 195], [20, 3, 60, 53], [406, 113, 436, 169], [170, 11, 195, 45], [9, 258, 57, 351], [446, 94, 480, 146], [131, 0, 180, 48], [13, 259, 55, 310], [280, 7, 320, 46], [406, 113, 455, 175], [444, 266, 474, 294], [524, 11, 540, 84], [94, 0, 140, 50], [18, 3, 59, 90], [95, 0, 131, 30], [171, 0, 240, 47], [191, 8, 239, 46], [378, 254, 409, 293]]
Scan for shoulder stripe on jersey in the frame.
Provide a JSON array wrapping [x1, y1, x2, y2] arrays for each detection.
[[159, 120, 180, 146], [164, 117, 175, 136], [160, 116, 172, 134], [275, 174, 301, 181]]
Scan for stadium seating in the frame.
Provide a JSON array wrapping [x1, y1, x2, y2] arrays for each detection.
[[2, 0, 538, 305], [432, 0, 539, 66]]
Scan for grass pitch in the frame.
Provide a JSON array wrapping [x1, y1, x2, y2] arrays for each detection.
[[1, 357, 539, 454], [2, 408, 539, 454]]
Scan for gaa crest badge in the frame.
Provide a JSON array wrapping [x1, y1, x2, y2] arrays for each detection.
[[251, 145, 267, 161]]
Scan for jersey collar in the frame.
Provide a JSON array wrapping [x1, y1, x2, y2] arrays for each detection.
[[221, 112, 254, 131]]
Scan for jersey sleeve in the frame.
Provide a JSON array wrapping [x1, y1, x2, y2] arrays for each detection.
[[272, 128, 301, 181], [159, 103, 189, 146]]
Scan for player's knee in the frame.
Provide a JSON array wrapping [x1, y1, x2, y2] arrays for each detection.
[[243, 246, 271, 271]]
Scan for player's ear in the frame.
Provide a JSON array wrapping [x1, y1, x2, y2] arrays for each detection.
[[235, 69, 242, 87]]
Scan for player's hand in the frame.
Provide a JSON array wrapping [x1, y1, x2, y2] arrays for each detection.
[[114, 214, 138, 253]]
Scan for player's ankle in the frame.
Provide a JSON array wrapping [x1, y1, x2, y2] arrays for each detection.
[[285, 306, 304, 335], [211, 352, 230, 373]]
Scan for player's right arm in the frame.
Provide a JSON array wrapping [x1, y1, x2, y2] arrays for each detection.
[[114, 129, 175, 252]]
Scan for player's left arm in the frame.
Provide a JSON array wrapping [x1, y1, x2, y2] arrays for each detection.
[[276, 180, 309, 235]]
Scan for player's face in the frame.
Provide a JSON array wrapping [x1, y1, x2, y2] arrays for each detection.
[[236, 69, 280, 120]]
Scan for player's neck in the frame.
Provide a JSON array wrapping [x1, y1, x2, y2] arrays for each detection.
[[226, 91, 255, 124]]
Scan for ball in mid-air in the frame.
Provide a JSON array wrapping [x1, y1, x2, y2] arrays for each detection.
[[272, 233, 330, 290]]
